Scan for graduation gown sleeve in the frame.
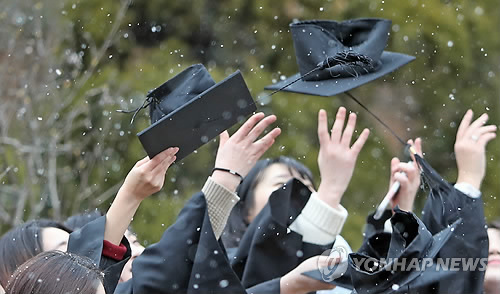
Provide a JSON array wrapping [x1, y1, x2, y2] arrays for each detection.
[[67, 215, 131, 294], [118, 192, 246, 294]]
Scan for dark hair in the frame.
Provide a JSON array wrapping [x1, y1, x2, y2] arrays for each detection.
[[0, 220, 71, 288], [64, 210, 104, 231], [221, 156, 314, 248], [5, 250, 103, 294]]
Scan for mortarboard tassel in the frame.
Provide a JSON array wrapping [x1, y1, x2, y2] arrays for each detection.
[[267, 53, 459, 214]]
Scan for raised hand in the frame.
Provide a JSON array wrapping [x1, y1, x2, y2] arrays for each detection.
[[212, 112, 281, 192], [317, 107, 370, 208], [105, 147, 178, 245], [120, 147, 179, 201], [455, 110, 497, 189], [389, 138, 423, 212]]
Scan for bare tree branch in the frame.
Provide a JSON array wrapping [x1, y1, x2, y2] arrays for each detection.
[[0, 166, 11, 182], [0, 136, 72, 154], [48, 141, 61, 220], [92, 180, 124, 207], [47, 0, 133, 125]]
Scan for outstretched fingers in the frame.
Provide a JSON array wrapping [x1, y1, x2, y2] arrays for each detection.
[[152, 149, 177, 174], [232, 112, 265, 141], [317, 109, 330, 146], [456, 109, 473, 139], [330, 107, 347, 143], [254, 127, 281, 154], [466, 113, 489, 136], [478, 132, 497, 146], [340, 112, 357, 146], [246, 115, 277, 142], [145, 147, 179, 170], [350, 128, 370, 154], [218, 131, 230, 150]]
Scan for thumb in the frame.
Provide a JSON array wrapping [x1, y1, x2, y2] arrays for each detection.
[[219, 131, 230, 150]]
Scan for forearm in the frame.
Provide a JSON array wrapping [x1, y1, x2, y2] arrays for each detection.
[[104, 188, 141, 245]]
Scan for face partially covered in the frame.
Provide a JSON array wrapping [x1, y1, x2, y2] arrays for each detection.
[[41, 227, 70, 252], [246, 163, 314, 223], [484, 228, 500, 292]]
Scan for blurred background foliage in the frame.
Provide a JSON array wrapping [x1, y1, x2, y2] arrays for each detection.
[[0, 0, 498, 249]]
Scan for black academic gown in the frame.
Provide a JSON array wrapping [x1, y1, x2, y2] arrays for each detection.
[[303, 209, 461, 294], [114, 192, 247, 294], [320, 162, 488, 294], [419, 162, 488, 294], [230, 179, 333, 289], [68, 215, 131, 294]]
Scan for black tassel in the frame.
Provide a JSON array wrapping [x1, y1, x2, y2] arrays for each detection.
[[116, 96, 154, 124], [414, 154, 453, 193], [317, 51, 374, 70]]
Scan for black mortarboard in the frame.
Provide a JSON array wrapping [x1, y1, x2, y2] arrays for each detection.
[[135, 64, 256, 160], [264, 18, 415, 96], [303, 209, 461, 293]]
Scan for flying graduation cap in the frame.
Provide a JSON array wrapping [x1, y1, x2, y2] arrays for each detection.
[[119, 64, 257, 160], [261, 17, 488, 293], [264, 18, 415, 97], [303, 209, 461, 293], [263, 18, 416, 148]]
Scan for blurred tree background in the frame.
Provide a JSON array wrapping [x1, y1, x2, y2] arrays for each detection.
[[0, 0, 498, 249]]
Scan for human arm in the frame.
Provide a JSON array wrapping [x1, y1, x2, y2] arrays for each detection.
[[205, 112, 281, 239], [388, 138, 423, 212], [104, 147, 178, 245], [289, 108, 369, 245], [454, 109, 497, 191], [316, 107, 370, 209]]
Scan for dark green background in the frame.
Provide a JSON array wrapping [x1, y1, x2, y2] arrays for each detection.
[[0, 0, 498, 250]]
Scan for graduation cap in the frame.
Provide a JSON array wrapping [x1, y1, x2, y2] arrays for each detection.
[[264, 18, 415, 97], [261, 18, 416, 152], [303, 209, 461, 293], [119, 64, 257, 160]]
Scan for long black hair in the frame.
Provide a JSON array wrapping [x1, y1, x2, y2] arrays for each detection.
[[0, 220, 71, 288], [221, 156, 314, 248]]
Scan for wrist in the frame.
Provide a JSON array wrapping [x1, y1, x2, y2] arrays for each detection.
[[115, 186, 144, 206], [317, 184, 343, 209], [211, 170, 241, 192], [456, 173, 482, 190]]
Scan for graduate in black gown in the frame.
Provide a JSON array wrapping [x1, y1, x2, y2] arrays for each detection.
[[115, 112, 283, 294], [305, 109, 495, 293], [224, 107, 370, 292], [0, 147, 179, 294], [417, 110, 495, 293]]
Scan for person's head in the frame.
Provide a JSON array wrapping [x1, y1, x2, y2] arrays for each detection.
[[119, 230, 145, 283], [485, 218, 500, 293], [5, 250, 104, 294], [222, 156, 315, 247], [0, 220, 71, 288], [64, 210, 103, 231]]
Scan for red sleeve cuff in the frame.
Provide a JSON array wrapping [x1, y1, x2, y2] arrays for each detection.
[[102, 240, 127, 261]]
